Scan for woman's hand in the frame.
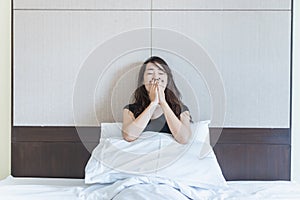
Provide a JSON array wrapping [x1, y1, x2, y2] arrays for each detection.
[[149, 79, 159, 105], [157, 84, 167, 105], [148, 78, 166, 105]]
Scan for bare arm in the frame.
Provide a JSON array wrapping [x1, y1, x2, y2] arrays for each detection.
[[160, 102, 192, 144], [122, 102, 157, 142], [158, 86, 191, 144], [122, 82, 159, 142]]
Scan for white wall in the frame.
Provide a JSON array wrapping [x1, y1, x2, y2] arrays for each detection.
[[13, 1, 291, 128], [0, 0, 11, 180], [292, 0, 300, 182]]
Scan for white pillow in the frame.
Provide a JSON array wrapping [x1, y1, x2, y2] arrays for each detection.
[[85, 121, 227, 188], [101, 120, 210, 142], [190, 120, 212, 158], [100, 122, 123, 139], [191, 120, 210, 142]]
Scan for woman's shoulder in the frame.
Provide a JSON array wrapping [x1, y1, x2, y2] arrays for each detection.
[[181, 104, 189, 113], [123, 103, 140, 111]]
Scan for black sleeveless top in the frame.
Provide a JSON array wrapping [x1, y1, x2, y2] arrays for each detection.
[[124, 103, 189, 134]]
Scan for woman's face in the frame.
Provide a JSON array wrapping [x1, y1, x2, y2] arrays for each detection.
[[143, 62, 168, 91]]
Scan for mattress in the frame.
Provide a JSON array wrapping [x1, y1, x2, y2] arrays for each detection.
[[0, 176, 87, 200], [0, 175, 86, 186], [1, 176, 300, 200], [227, 181, 300, 199]]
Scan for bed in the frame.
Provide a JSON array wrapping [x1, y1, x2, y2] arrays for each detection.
[[2, 121, 299, 199], [1, 176, 300, 200]]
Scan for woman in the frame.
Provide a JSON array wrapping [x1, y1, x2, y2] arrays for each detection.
[[122, 56, 192, 144]]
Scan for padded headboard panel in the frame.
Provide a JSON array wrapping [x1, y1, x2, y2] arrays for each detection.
[[12, 127, 290, 180]]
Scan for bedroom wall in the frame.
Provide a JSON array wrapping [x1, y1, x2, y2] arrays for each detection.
[[13, 0, 291, 128], [0, 0, 11, 180], [292, 0, 300, 182]]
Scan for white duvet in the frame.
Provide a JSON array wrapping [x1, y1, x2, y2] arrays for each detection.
[[80, 179, 300, 200], [83, 122, 227, 200], [80, 176, 218, 200]]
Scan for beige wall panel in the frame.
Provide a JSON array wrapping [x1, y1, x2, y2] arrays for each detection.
[[14, 11, 151, 125], [14, 0, 151, 10], [152, 11, 291, 127], [152, 0, 291, 10]]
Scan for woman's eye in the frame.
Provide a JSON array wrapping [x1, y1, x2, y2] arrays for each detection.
[[159, 73, 164, 75], [147, 73, 153, 75]]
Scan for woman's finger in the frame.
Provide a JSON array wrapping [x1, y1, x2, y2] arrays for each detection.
[[157, 85, 166, 102], [150, 84, 155, 92]]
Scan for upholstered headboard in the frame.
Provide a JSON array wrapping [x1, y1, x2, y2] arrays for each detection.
[[12, 126, 290, 181]]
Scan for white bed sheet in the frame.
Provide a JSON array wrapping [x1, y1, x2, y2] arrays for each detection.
[[226, 181, 300, 200], [0, 175, 86, 186], [0, 176, 87, 200], [1, 176, 300, 200]]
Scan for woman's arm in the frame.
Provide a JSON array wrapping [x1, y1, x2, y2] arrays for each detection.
[[122, 102, 157, 142], [122, 82, 159, 142], [158, 86, 192, 144], [160, 102, 192, 144]]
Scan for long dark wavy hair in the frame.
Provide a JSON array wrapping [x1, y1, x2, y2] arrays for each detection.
[[132, 56, 185, 119]]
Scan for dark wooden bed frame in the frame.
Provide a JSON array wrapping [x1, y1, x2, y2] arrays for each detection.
[[11, 126, 290, 181]]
